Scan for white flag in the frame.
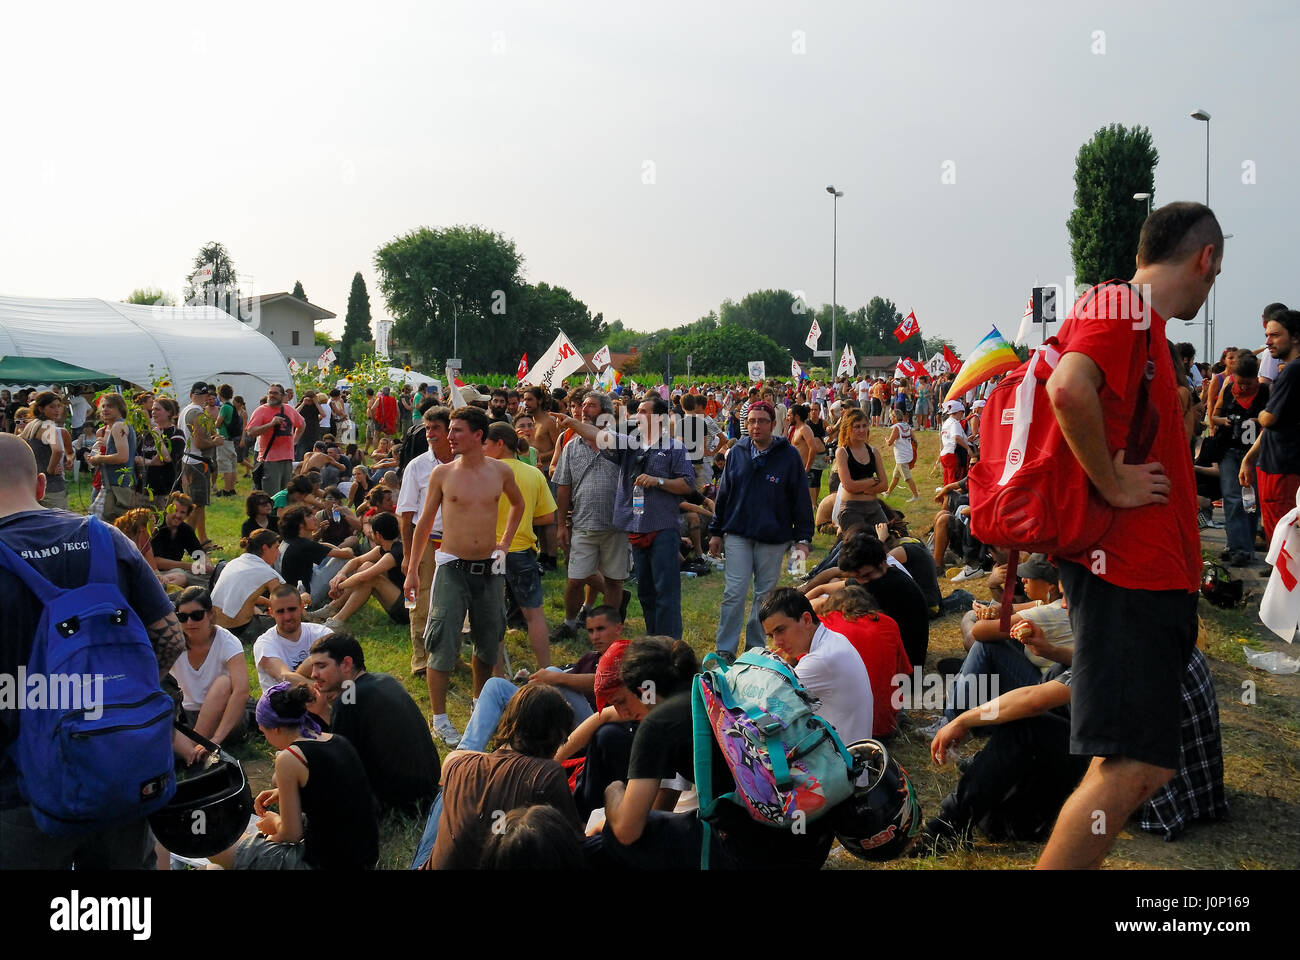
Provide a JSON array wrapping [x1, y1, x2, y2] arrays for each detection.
[[748, 361, 766, 382], [925, 352, 950, 377], [792, 359, 802, 379], [592, 344, 612, 370], [288, 358, 300, 374], [524, 330, 587, 388], [837, 345, 854, 376], [319, 347, 336, 366], [804, 320, 821, 350], [1014, 297, 1034, 346]]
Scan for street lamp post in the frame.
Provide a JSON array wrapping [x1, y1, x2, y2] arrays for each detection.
[[430, 286, 459, 361], [1133, 192, 1152, 216], [826, 185, 844, 377], [1192, 109, 1211, 360]]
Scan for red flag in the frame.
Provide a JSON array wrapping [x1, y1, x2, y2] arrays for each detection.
[[454, 375, 466, 388], [895, 357, 927, 379], [516, 353, 528, 379], [942, 344, 962, 373], [893, 310, 919, 343]]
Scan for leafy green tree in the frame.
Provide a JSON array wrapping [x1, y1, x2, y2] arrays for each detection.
[[183, 241, 241, 317], [375, 225, 524, 370], [718, 289, 809, 355], [641, 325, 790, 378], [124, 287, 173, 306], [292, 280, 307, 301], [1067, 123, 1159, 286], [339, 271, 374, 367], [314, 331, 335, 348]]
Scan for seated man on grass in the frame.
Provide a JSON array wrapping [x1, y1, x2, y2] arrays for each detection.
[[309, 510, 407, 633], [308, 631, 440, 816], [920, 644, 1226, 852]]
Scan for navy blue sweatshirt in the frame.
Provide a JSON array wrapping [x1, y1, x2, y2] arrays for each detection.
[[708, 436, 814, 544]]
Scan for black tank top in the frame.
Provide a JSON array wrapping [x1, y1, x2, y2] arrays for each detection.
[[844, 446, 878, 481], [291, 734, 379, 869]]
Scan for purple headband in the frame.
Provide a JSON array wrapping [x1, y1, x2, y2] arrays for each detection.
[[255, 681, 322, 739]]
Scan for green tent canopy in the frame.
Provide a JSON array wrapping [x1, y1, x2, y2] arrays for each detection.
[[0, 355, 119, 386]]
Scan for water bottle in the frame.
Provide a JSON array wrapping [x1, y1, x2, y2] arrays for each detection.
[[632, 485, 645, 518], [1242, 485, 1257, 514], [332, 507, 341, 523], [787, 546, 806, 577]]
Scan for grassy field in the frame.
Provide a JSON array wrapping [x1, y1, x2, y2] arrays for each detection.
[[71, 425, 1299, 870]]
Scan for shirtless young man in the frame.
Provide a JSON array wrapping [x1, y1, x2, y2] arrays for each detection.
[[786, 403, 818, 511], [405, 406, 525, 745]]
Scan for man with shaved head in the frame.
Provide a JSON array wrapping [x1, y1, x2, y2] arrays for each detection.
[[0, 434, 185, 868]]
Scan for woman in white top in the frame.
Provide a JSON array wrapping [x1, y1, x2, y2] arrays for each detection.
[[884, 408, 920, 501], [212, 528, 285, 639], [170, 586, 250, 762]]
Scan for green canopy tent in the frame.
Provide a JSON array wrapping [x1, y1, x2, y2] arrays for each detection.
[[0, 355, 119, 386]]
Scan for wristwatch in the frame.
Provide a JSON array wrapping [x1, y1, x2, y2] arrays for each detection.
[[656, 477, 664, 487]]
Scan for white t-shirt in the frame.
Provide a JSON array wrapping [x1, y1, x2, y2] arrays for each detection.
[[795, 624, 873, 746], [1259, 349, 1281, 382], [940, 416, 967, 456], [1016, 599, 1075, 670], [211, 553, 284, 619], [396, 446, 451, 533], [855, 379, 871, 403], [252, 622, 333, 694], [68, 395, 91, 430], [170, 626, 243, 711], [891, 422, 914, 463]]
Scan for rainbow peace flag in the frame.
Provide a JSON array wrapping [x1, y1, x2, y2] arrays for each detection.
[[943, 327, 1020, 402]]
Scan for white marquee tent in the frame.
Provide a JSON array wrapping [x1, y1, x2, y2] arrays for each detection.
[[0, 296, 291, 401]]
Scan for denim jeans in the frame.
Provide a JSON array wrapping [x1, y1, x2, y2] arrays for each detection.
[[937, 589, 976, 618], [411, 791, 443, 869], [716, 535, 788, 655], [460, 676, 592, 753], [943, 639, 1045, 722], [1219, 446, 1257, 557], [633, 526, 682, 639]]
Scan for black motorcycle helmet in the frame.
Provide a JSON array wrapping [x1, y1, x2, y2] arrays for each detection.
[[149, 725, 253, 858], [831, 739, 921, 862], [1201, 561, 1244, 608]]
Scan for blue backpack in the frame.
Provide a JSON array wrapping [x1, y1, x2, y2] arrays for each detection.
[[0, 517, 176, 836], [692, 649, 857, 865]]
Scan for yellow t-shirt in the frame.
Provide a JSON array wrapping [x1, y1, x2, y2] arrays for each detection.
[[496, 457, 557, 553]]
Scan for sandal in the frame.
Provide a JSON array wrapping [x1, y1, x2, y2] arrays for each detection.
[[200, 541, 222, 553]]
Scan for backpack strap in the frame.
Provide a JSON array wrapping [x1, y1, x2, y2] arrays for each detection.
[[86, 517, 119, 586], [0, 529, 60, 605]]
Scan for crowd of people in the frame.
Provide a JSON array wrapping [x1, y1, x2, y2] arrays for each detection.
[[2, 205, 1295, 872]]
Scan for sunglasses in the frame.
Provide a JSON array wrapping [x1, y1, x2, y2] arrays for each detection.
[[175, 609, 208, 623]]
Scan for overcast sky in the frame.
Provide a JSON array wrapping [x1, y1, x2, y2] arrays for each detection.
[[1, 0, 1294, 362]]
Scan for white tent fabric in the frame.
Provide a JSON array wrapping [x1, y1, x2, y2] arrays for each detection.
[[0, 296, 291, 402]]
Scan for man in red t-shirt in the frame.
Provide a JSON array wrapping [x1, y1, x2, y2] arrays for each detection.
[[818, 598, 911, 738], [374, 387, 399, 439], [1039, 202, 1221, 870], [244, 383, 306, 495]]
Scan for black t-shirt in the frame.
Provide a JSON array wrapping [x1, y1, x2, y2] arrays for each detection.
[[328, 672, 440, 812], [861, 566, 930, 668], [294, 734, 379, 869], [145, 426, 184, 497], [1214, 383, 1270, 453], [0, 511, 174, 808], [1259, 362, 1300, 474], [382, 540, 404, 590], [899, 540, 942, 610], [281, 537, 332, 592], [150, 522, 203, 562], [628, 692, 834, 870], [241, 516, 278, 540]]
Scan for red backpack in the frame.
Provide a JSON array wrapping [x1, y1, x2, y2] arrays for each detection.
[[969, 281, 1157, 559]]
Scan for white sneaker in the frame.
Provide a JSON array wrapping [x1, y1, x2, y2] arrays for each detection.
[[905, 496, 920, 502], [951, 565, 987, 582], [431, 716, 461, 747]]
